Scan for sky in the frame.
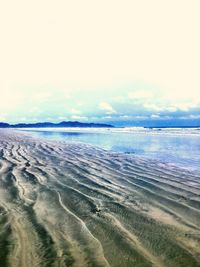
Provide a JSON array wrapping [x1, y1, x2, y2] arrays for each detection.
[[0, 0, 200, 126]]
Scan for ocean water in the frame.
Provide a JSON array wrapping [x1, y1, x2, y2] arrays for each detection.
[[22, 129, 200, 172]]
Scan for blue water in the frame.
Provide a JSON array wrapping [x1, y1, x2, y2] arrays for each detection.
[[24, 129, 200, 172]]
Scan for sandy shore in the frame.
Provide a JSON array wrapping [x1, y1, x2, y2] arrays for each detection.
[[0, 130, 200, 267]]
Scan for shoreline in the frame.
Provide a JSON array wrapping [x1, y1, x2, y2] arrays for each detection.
[[12, 126, 200, 136], [0, 130, 200, 267]]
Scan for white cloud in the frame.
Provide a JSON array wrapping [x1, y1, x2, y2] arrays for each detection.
[[0, 1, 200, 122], [33, 92, 52, 103], [112, 96, 126, 103], [0, 116, 6, 122], [143, 103, 163, 112], [165, 107, 177, 112], [128, 91, 153, 100], [18, 117, 28, 122], [119, 115, 131, 119], [119, 115, 149, 120], [143, 101, 199, 112], [76, 101, 84, 106], [172, 102, 199, 112], [30, 118, 39, 122], [151, 114, 160, 119], [180, 114, 200, 120], [102, 116, 112, 119], [133, 115, 149, 120], [59, 90, 71, 99], [99, 102, 116, 114], [58, 116, 67, 121], [71, 115, 88, 120], [189, 115, 200, 119], [70, 108, 81, 114], [0, 112, 8, 122], [29, 107, 41, 114]]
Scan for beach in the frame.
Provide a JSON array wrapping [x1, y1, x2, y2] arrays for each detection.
[[0, 129, 200, 267]]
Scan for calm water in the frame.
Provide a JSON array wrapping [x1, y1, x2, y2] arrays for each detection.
[[24, 129, 200, 172]]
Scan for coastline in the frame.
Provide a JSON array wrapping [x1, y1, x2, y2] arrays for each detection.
[[0, 129, 200, 267], [15, 126, 200, 136]]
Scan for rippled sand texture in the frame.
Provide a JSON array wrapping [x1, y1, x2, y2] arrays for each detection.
[[0, 130, 200, 267]]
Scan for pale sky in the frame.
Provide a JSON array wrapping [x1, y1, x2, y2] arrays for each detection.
[[0, 0, 200, 125]]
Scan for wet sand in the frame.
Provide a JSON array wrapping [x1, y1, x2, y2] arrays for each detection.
[[0, 130, 200, 267]]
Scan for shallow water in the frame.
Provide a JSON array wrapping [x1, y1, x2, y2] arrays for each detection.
[[22, 129, 200, 172]]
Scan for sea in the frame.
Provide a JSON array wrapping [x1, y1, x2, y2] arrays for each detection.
[[20, 127, 200, 172]]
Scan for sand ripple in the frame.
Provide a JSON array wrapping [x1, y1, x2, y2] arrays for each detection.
[[0, 130, 200, 267]]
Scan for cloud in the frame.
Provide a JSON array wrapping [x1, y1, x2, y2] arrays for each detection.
[[151, 114, 160, 119], [102, 116, 112, 119], [0, 116, 6, 122], [179, 114, 200, 120], [165, 107, 177, 112], [18, 117, 28, 122], [99, 102, 116, 114], [59, 90, 71, 99], [189, 115, 200, 119], [33, 92, 52, 103], [58, 116, 68, 121], [143, 101, 199, 113], [119, 115, 131, 119], [70, 108, 81, 114], [0, 1, 200, 124], [29, 107, 41, 114], [112, 96, 126, 103], [172, 102, 199, 112], [143, 103, 163, 112], [71, 115, 88, 120], [128, 90, 153, 100], [118, 115, 149, 120]]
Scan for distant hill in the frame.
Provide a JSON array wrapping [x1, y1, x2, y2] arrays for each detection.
[[0, 122, 10, 128], [0, 121, 114, 128]]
